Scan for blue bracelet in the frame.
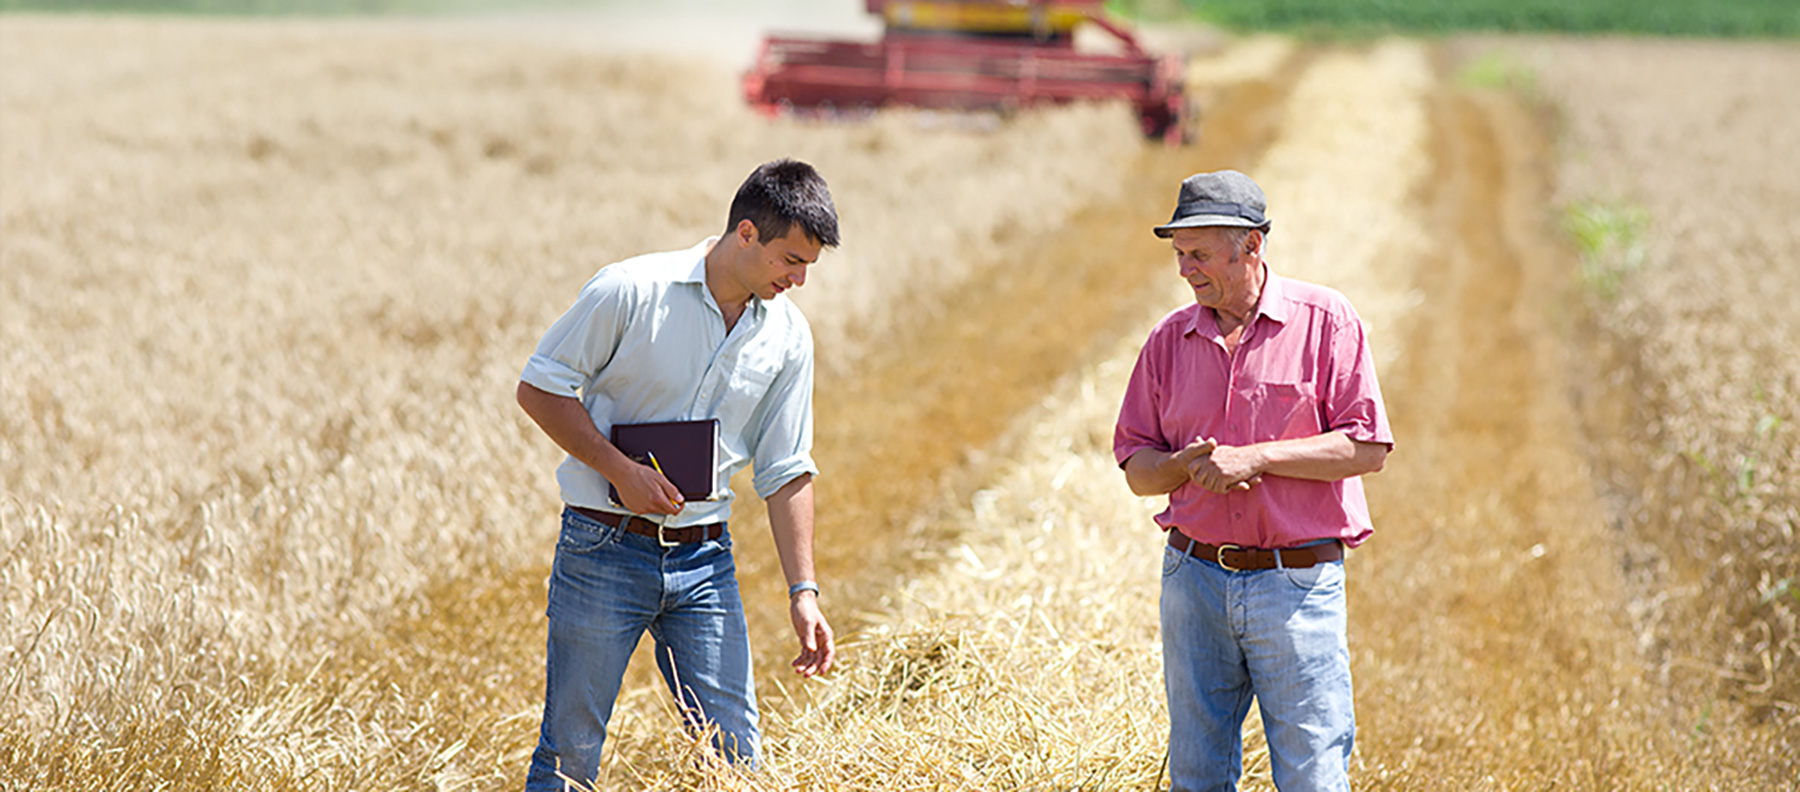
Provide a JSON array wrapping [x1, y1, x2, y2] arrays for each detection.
[[788, 580, 820, 598]]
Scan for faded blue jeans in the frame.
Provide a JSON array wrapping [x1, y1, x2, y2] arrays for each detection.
[[525, 507, 758, 791], [1160, 540, 1355, 792]]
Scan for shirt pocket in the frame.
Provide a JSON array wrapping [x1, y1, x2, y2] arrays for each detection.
[[715, 365, 777, 438], [1251, 382, 1321, 441]]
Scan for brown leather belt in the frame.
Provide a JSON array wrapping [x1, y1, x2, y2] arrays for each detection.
[[1168, 531, 1344, 571], [570, 506, 723, 545]]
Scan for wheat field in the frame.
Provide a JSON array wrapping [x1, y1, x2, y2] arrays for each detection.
[[3, 13, 1796, 790]]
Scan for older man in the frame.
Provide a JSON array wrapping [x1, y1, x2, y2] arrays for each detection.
[[1114, 170, 1393, 791]]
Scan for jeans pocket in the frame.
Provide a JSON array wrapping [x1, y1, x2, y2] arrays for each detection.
[[558, 510, 621, 555], [1281, 560, 1342, 591], [1162, 545, 1185, 578]]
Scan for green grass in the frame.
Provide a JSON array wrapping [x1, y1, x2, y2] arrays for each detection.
[[1182, 0, 1800, 37], [1564, 199, 1649, 300], [1456, 49, 1539, 97]]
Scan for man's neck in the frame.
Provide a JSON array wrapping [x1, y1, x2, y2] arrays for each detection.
[[703, 243, 752, 331], [1210, 262, 1267, 342]]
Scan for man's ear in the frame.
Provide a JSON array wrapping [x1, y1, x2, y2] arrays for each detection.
[[734, 218, 760, 246], [1245, 229, 1264, 257]]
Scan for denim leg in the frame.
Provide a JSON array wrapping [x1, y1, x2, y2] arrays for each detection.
[[1242, 560, 1354, 792], [649, 537, 759, 764], [1161, 545, 1255, 792], [525, 512, 761, 790], [525, 510, 660, 792]]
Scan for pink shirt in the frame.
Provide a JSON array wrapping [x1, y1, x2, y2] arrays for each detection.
[[1114, 268, 1392, 549]]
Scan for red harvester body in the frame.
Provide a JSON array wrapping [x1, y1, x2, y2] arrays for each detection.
[[744, 0, 1188, 144]]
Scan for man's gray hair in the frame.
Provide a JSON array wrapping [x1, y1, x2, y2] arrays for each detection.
[[1221, 226, 1263, 258]]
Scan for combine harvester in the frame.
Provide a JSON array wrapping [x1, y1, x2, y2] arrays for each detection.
[[743, 0, 1190, 144]]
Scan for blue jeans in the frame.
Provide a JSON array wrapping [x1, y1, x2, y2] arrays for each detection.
[[525, 508, 759, 791], [1160, 541, 1355, 792]]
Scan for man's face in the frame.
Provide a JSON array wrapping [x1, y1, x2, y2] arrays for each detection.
[[1171, 226, 1259, 311], [740, 222, 822, 301]]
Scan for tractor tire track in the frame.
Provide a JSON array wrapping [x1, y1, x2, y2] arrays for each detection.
[[1349, 79, 1764, 788]]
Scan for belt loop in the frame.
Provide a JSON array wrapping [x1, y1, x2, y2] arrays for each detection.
[[1274, 547, 1286, 570], [1182, 532, 1197, 559]]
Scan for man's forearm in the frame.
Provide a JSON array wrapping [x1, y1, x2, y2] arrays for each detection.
[[768, 472, 833, 677], [515, 381, 633, 479], [517, 381, 690, 515], [1238, 431, 1388, 482], [765, 474, 817, 586], [1123, 448, 1192, 496]]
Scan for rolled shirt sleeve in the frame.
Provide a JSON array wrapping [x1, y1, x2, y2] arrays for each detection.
[[520, 267, 634, 400], [1321, 312, 1393, 447], [1114, 330, 1172, 467], [746, 320, 819, 498]]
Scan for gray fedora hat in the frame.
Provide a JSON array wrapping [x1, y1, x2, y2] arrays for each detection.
[[1152, 170, 1272, 238]]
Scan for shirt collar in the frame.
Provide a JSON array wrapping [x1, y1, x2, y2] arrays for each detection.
[[683, 235, 766, 322], [1257, 265, 1291, 325], [678, 237, 715, 285]]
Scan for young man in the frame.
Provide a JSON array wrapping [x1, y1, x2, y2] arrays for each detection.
[[516, 159, 838, 788], [1115, 170, 1393, 791]]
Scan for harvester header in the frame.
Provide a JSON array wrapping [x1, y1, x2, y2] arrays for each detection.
[[744, 0, 1189, 144]]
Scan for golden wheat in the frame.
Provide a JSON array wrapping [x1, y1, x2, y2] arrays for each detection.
[[4, 15, 1795, 791]]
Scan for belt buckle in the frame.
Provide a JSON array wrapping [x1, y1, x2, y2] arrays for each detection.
[[655, 518, 677, 548], [1215, 543, 1244, 572]]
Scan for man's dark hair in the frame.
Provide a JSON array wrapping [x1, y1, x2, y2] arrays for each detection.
[[726, 159, 840, 249]]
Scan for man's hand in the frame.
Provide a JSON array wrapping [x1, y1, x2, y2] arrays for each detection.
[[610, 462, 685, 516], [1124, 437, 1220, 496], [1171, 436, 1219, 470], [788, 592, 834, 677], [1186, 439, 1263, 494]]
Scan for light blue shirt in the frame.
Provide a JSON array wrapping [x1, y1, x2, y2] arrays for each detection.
[[521, 238, 818, 526]]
